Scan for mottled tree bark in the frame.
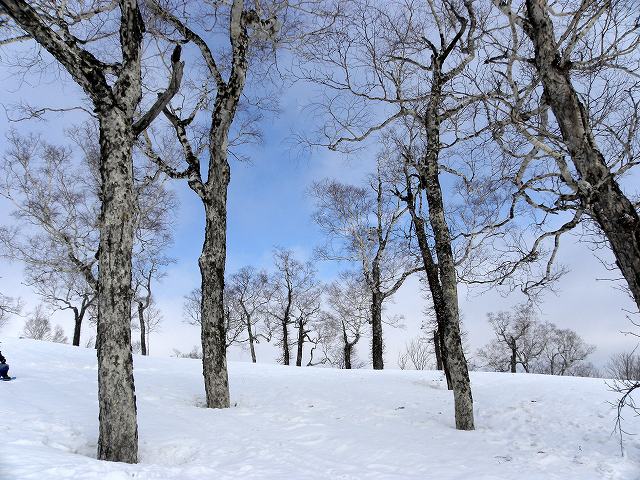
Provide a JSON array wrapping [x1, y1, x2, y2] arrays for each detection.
[[405, 197, 452, 390], [147, 0, 274, 406], [421, 101, 474, 429], [342, 323, 358, 370], [524, 0, 640, 311], [200, 194, 230, 408], [72, 311, 83, 347], [96, 110, 139, 462], [0, 0, 183, 462], [398, 66, 474, 428], [343, 345, 352, 369]]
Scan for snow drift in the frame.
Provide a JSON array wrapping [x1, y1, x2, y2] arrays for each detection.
[[0, 338, 637, 479]]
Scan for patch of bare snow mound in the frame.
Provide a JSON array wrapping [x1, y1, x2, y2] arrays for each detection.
[[0, 338, 638, 479]]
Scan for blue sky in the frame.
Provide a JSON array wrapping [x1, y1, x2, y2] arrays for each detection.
[[0, 42, 638, 370]]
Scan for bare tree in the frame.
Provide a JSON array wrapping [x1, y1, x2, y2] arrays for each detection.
[[491, 0, 640, 310], [141, 0, 282, 409], [311, 165, 422, 369], [608, 351, 640, 382], [22, 304, 68, 343], [293, 283, 323, 367], [131, 174, 175, 356], [324, 273, 370, 369], [536, 325, 596, 376], [478, 304, 546, 373], [478, 305, 594, 376], [1, 131, 176, 352], [0, 132, 99, 346], [0, 0, 184, 460], [183, 286, 247, 351], [0, 291, 21, 331], [266, 248, 321, 366], [227, 266, 271, 363], [398, 336, 432, 371], [607, 327, 640, 448], [300, 0, 489, 430], [172, 345, 203, 359]]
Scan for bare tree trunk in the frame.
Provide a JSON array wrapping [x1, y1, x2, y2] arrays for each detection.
[[510, 346, 517, 373], [281, 291, 292, 365], [420, 130, 474, 429], [247, 322, 257, 363], [199, 196, 230, 408], [72, 313, 82, 347], [524, 0, 640, 311], [342, 324, 353, 369], [281, 317, 290, 365], [405, 199, 452, 390], [344, 345, 352, 369], [137, 301, 147, 356], [434, 329, 443, 371], [371, 291, 384, 370], [96, 111, 139, 462], [296, 317, 304, 367]]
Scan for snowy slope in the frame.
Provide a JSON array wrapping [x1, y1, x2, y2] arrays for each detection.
[[0, 338, 638, 480]]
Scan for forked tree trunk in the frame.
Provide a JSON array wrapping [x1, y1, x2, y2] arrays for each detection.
[[371, 292, 384, 370], [199, 196, 230, 409], [72, 307, 85, 347], [524, 0, 640, 311], [96, 111, 139, 462]]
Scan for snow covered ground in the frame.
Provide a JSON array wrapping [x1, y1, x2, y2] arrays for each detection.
[[0, 338, 638, 480]]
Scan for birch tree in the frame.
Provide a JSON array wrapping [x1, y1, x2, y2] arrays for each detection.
[[227, 266, 270, 363], [324, 273, 370, 369], [267, 248, 321, 365], [0, 132, 99, 347], [143, 0, 280, 408], [22, 304, 68, 343], [312, 166, 422, 369], [0, 131, 176, 350], [477, 304, 546, 373], [300, 0, 567, 430], [0, 0, 183, 460], [300, 0, 485, 430], [0, 292, 21, 331], [491, 0, 640, 310]]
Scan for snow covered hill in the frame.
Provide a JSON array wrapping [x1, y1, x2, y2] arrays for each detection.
[[0, 338, 638, 480]]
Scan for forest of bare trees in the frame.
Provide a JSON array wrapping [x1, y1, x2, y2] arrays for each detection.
[[0, 0, 638, 465]]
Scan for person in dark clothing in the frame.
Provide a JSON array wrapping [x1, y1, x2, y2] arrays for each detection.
[[0, 350, 11, 380]]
